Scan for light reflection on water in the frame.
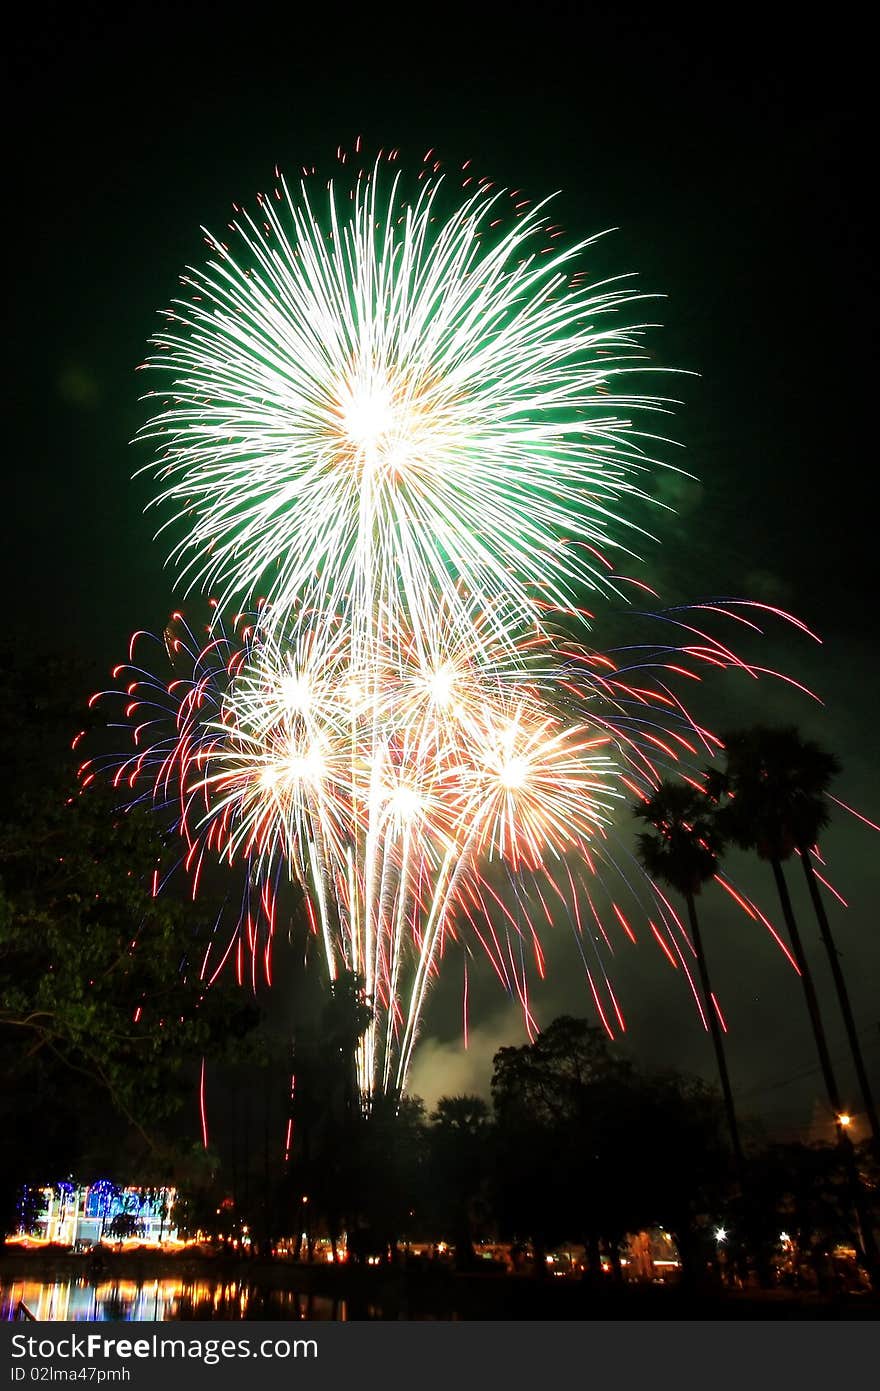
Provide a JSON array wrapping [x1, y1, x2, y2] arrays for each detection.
[[0, 1279, 349, 1322]]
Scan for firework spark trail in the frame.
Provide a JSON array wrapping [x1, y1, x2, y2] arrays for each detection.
[[187, 617, 622, 1093], [83, 591, 816, 1094], [139, 161, 680, 654], [126, 158, 679, 1092]]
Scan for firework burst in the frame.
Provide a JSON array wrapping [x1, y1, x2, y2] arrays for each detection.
[[82, 150, 826, 1101], [83, 588, 819, 1096], [139, 159, 676, 653]]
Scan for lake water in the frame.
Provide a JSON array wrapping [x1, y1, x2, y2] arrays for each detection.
[[1, 1278, 354, 1322]]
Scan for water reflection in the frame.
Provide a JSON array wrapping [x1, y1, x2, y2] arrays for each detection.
[[0, 1279, 348, 1322]]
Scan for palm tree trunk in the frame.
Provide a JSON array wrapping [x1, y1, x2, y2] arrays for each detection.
[[799, 850, 880, 1156], [769, 857, 880, 1281], [685, 890, 745, 1178], [768, 858, 842, 1113]]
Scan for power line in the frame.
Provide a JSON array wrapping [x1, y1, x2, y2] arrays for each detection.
[[738, 1023, 880, 1101]]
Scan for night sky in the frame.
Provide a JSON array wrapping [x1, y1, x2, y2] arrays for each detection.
[[6, 3, 877, 1137]]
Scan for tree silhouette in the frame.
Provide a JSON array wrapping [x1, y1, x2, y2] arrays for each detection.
[[427, 1095, 491, 1269], [286, 969, 372, 1259], [0, 650, 265, 1228], [491, 1016, 731, 1287], [706, 725, 878, 1155], [633, 780, 745, 1178], [707, 726, 879, 1280]]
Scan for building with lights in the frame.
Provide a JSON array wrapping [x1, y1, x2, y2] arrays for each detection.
[[15, 1182, 177, 1247]]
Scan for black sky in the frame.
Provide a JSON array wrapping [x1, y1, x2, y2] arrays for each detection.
[[5, 2, 878, 1134]]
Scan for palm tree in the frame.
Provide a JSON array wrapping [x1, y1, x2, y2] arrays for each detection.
[[707, 726, 879, 1280], [705, 726, 878, 1153], [633, 780, 745, 1177]]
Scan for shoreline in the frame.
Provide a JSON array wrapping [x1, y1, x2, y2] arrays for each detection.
[[2, 1251, 878, 1320]]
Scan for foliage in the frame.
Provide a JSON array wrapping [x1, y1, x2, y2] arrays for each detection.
[[705, 725, 839, 860], [0, 782, 261, 1145], [424, 1095, 491, 1268], [745, 1140, 864, 1287], [0, 653, 263, 1229], [633, 780, 723, 897], [492, 1016, 731, 1277]]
